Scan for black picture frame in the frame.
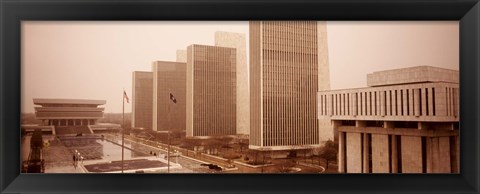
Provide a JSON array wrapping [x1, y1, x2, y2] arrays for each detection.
[[1, 0, 479, 193]]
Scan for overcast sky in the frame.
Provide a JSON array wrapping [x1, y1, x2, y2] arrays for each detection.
[[22, 21, 459, 113]]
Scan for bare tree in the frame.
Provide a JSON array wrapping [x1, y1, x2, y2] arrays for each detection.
[[275, 159, 296, 173], [204, 138, 223, 155], [319, 140, 338, 169], [237, 138, 249, 153], [180, 138, 202, 156], [216, 136, 234, 154]]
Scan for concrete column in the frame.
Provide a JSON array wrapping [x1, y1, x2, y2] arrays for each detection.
[[428, 87, 434, 116], [446, 88, 450, 116], [403, 89, 408, 116], [338, 132, 346, 173], [414, 89, 420, 116], [437, 137, 451, 173], [401, 136, 423, 173], [371, 134, 390, 173], [409, 88, 415, 116], [362, 133, 370, 173], [397, 90, 402, 116], [392, 90, 397, 116], [375, 91, 380, 116], [363, 92, 367, 116], [353, 93, 358, 116], [421, 88, 427, 116], [346, 133, 362, 173], [340, 94, 344, 115], [380, 91, 385, 116], [391, 135, 398, 173], [329, 95, 334, 116], [426, 137, 433, 173], [435, 87, 447, 116], [333, 94, 336, 115], [386, 91, 391, 116]]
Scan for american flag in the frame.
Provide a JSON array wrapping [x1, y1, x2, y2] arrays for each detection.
[[123, 90, 129, 103]]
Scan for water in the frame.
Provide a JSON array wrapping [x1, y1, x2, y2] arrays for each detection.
[[93, 139, 149, 161]]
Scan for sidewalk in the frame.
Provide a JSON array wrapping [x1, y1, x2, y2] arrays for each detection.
[[45, 162, 86, 173]]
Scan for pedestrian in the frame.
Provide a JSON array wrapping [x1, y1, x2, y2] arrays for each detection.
[[80, 156, 84, 164], [73, 154, 77, 168]]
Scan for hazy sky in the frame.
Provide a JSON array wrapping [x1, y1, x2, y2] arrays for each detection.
[[22, 21, 459, 113]]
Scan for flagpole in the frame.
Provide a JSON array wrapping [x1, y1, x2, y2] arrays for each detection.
[[122, 89, 125, 173], [168, 102, 170, 173]]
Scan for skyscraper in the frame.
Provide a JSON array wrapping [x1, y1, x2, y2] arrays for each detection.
[[131, 71, 153, 129], [152, 61, 186, 132], [214, 31, 249, 135], [249, 21, 330, 150], [176, 49, 187, 63], [186, 44, 237, 137]]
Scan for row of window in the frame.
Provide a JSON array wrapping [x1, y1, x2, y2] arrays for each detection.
[[319, 87, 458, 117]]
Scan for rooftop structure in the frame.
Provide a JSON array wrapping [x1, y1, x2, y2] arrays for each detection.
[[367, 66, 459, 87]]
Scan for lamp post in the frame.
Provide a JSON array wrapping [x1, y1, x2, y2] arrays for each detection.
[[156, 130, 171, 173]]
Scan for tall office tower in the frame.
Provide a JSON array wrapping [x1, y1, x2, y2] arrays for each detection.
[[214, 31, 249, 135], [249, 21, 330, 150], [176, 49, 187, 62], [152, 61, 186, 132], [186, 44, 237, 137], [316, 22, 332, 142], [132, 71, 153, 130]]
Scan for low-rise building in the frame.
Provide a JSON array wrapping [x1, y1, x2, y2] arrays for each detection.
[[318, 66, 459, 173]]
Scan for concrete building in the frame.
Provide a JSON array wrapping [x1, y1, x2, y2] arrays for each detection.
[[318, 66, 459, 173], [32, 98, 107, 135], [132, 71, 153, 130], [249, 21, 330, 150], [176, 50, 187, 63], [186, 44, 237, 137], [152, 61, 187, 132], [214, 31, 249, 135]]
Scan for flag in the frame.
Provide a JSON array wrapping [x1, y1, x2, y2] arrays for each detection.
[[170, 93, 177, 103], [123, 91, 129, 103]]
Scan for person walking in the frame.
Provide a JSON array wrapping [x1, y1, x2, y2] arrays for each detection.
[[73, 154, 77, 168]]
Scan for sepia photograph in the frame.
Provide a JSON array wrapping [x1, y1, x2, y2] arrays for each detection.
[[21, 21, 459, 174]]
